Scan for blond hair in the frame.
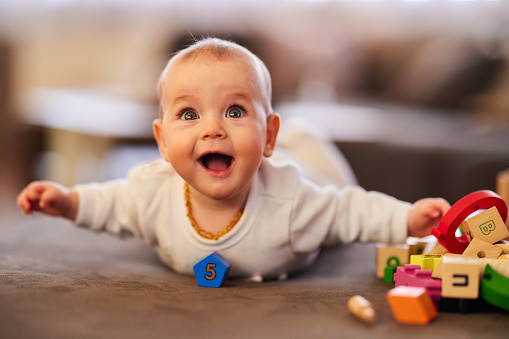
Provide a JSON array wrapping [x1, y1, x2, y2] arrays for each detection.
[[157, 37, 273, 117]]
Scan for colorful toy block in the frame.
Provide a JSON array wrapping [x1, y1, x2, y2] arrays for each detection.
[[434, 254, 509, 279], [376, 244, 409, 279], [431, 190, 508, 254], [386, 286, 437, 325], [407, 240, 429, 256], [441, 255, 481, 299], [193, 252, 231, 288], [479, 259, 509, 278], [461, 206, 509, 243], [431, 253, 461, 279], [478, 258, 509, 277], [480, 264, 509, 311], [495, 241, 509, 254], [394, 264, 442, 308], [462, 238, 503, 259], [427, 240, 449, 255], [383, 256, 401, 284], [410, 254, 442, 271]]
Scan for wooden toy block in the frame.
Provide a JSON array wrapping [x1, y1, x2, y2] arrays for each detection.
[[193, 252, 231, 288], [461, 238, 503, 259], [481, 264, 509, 311], [394, 264, 442, 308], [386, 286, 437, 325], [410, 254, 442, 271], [427, 240, 449, 255], [431, 190, 507, 254], [433, 254, 509, 279], [461, 206, 509, 243], [375, 244, 409, 279], [495, 240, 509, 254], [441, 255, 481, 299], [407, 240, 429, 256], [432, 253, 462, 279], [347, 295, 376, 324], [478, 258, 509, 277]]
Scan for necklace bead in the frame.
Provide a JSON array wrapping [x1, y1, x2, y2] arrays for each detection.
[[184, 183, 243, 240]]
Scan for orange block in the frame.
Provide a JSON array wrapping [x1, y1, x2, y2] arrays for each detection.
[[386, 286, 437, 325]]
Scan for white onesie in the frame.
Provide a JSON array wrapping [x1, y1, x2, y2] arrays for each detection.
[[75, 158, 411, 279]]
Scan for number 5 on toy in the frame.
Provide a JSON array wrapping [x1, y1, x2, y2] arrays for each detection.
[[205, 263, 217, 280], [193, 252, 231, 288]]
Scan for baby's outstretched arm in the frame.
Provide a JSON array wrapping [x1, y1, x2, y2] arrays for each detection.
[[407, 197, 450, 238], [17, 181, 78, 221]]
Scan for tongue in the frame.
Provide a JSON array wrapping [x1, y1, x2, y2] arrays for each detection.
[[204, 154, 231, 171]]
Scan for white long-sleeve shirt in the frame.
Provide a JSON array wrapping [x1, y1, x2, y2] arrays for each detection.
[[75, 158, 411, 279]]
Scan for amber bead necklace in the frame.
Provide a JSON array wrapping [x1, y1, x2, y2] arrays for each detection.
[[184, 183, 244, 240]]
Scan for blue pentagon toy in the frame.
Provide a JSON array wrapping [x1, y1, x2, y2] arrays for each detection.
[[193, 252, 231, 288]]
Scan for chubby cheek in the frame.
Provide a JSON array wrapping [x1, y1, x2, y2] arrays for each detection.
[[164, 130, 195, 170], [236, 130, 265, 172]]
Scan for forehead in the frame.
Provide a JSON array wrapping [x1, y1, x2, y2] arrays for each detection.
[[164, 53, 264, 93]]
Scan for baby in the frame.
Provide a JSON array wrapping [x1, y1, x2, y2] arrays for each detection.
[[17, 38, 449, 280]]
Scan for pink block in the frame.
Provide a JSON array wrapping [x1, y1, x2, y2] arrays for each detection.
[[394, 264, 442, 309]]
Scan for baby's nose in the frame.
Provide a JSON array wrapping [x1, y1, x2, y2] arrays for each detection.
[[200, 118, 226, 140]]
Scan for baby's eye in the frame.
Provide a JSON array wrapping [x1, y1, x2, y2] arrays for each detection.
[[180, 109, 199, 120], [226, 106, 246, 119]]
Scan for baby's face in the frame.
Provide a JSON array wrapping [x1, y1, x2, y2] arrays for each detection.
[[153, 54, 278, 203]]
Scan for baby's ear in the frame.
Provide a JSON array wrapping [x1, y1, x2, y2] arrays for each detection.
[[153, 119, 170, 162], [263, 113, 280, 157]]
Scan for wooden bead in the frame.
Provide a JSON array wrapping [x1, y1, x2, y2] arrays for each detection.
[[348, 295, 376, 324]]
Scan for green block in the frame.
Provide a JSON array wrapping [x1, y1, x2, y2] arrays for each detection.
[[481, 264, 509, 311], [384, 256, 400, 284]]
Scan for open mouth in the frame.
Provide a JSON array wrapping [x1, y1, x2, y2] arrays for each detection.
[[199, 153, 234, 172]]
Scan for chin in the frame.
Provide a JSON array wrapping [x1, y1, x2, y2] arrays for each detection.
[[204, 188, 238, 201], [203, 181, 249, 202]]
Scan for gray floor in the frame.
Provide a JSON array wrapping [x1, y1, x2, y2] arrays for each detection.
[[1, 215, 508, 338]]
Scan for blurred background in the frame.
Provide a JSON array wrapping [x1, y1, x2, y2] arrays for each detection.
[[1, 0, 509, 222]]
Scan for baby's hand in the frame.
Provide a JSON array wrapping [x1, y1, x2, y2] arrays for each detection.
[[17, 181, 78, 221], [407, 197, 450, 238]]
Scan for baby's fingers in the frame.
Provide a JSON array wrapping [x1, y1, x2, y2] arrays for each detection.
[[17, 182, 68, 216], [16, 191, 34, 214], [427, 206, 442, 219], [429, 198, 450, 219], [17, 184, 44, 214], [38, 187, 71, 217]]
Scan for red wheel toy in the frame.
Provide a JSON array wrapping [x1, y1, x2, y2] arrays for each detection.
[[431, 190, 508, 254]]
